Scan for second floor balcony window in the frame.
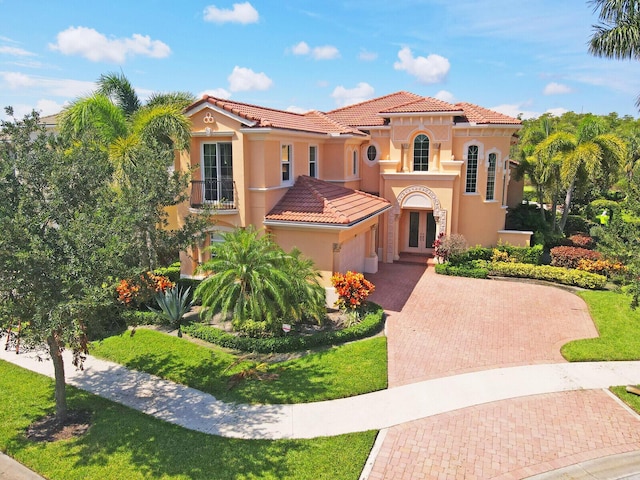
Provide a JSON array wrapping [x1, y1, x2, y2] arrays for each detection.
[[203, 142, 233, 203]]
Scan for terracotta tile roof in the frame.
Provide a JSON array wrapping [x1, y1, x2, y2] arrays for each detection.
[[456, 102, 521, 125], [381, 97, 462, 114], [189, 96, 364, 136], [326, 91, 422, 127], [265, 176, 391, 225]]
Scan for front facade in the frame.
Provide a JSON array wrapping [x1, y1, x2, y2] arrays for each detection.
[[176, 92, 525, 296]]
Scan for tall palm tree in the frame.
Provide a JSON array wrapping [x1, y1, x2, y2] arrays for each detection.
[[59, 72, 194, 176], [589, 0, 640, 108], [195, 228, 326, 334], [535, 117, 627, 232]]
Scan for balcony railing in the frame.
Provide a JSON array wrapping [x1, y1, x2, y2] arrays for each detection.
[[190, 179, 237, 210]]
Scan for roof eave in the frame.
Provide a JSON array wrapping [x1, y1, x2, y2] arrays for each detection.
[[264, 204, 392, 230]]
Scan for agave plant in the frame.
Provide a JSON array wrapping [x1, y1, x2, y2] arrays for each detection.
[[149, 286, 193, 337]]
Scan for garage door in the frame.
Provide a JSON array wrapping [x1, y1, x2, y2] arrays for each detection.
[[339, 234, 366, 273]]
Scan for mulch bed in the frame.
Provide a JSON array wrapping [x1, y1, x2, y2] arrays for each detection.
[[26, 410, 92, 443]]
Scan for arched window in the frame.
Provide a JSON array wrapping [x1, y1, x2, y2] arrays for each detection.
[[413, 134, 429, 171], [486, 153, 497, 200], [465, 145, 478, 193]]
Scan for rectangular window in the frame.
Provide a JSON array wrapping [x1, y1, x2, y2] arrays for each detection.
[[465, 146, 478, 193], [486, 153, 497, 200], [202, 142, 233, 205], [309, 145, 317, 178], [282, 144, 292, 183], [352, 149, 358, 176]]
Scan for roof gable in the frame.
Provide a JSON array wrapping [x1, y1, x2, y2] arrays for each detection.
[[326, 91, 422, 127], [265, 176, 391, 225], [455, 102, 521, 125]]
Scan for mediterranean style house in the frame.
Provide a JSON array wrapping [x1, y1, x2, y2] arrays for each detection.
[[175, 91, 527, 299]]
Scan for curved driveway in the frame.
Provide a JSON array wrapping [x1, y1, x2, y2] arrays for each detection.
[[365, 262, 640, 479]]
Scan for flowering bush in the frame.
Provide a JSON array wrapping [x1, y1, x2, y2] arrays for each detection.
[[331, 271, 375, 315], [491, 248, 511, 263], [116, 272, 174, 308], [550, 246, 602, 269], [433, 233, 467, 263]]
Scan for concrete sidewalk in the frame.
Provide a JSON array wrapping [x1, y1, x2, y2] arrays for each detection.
[[2, 347, 640, 440]]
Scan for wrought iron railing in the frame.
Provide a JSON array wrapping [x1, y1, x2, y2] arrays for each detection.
[[190, 179, 236, 209]]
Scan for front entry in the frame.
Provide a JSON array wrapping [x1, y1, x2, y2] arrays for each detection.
[[404, 210, 437, 253]]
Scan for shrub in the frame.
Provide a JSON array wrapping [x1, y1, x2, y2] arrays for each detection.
[[550, 246, 602, 269], [153, 261, 181, 283], [115, 272, 174, 309], [488, 262, 607, 289], [576, 258, 627, 278], [564, 215, 595, 235], [182, 303, 385, 353], [499, 244, 543, 264], [588, 199, 620, 222], [434, 263, 489, 279], [433, 233, 467, 263], [491, 249, 511, 263], [568, 234, 595, 249], [449, 246, 491, 265], [331, 271, 375, 312]]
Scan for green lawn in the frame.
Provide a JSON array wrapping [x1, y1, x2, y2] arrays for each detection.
[[91, 328, 388, 404], [561, 290, 640, 361], [0, 360, 376, 480]]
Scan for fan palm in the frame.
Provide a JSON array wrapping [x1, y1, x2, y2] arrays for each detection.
[[534, 117, 626, 232]]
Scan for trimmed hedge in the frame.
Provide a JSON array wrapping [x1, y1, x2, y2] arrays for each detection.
[[450, 244, 543, 266], [182, 303, 385, 353], [488, 262, 607, 289], [434, 263, 488, 279], [550, 246, 602, 269]]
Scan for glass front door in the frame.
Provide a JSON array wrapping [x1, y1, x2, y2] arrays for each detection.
[[405, 210, 436, 253]]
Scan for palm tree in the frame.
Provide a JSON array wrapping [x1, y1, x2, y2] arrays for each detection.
[[534, 116, 627, 232], [195, 228, 326, 334], [59, 72, 194, 177], [589, 0, 640, 108]]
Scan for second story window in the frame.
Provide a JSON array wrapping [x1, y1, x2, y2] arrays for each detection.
[[486, 153, 497, 200], [202, 142, 233, 204], [352, 149, 358, 176], [282, 144, 292, 183], [413, 134, 429, 171], [309, 145, 318, 178], [465, 145, 479, 193]]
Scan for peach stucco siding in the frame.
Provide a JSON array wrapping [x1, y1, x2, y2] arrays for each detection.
[[178, 93, 524, 285]]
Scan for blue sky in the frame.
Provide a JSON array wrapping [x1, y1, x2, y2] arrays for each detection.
[[2, 0, 640, 121]]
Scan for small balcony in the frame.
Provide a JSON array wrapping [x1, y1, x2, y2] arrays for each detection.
[[190, 179, 237, 210]]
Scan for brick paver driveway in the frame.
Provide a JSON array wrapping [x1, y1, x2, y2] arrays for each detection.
[[365, 262, 640, 479]]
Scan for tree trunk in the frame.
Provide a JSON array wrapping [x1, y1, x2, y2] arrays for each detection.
[[46, 333, 67, 424], [550, 195, 559, 234], [537, 186, 546, 224], [558, 178, 575, 234]]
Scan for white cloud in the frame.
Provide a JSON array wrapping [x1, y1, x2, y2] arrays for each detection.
[[49, 26, 171, 63], [291, 41, 340, 60], [0, 46, 35, 57], [203, 2, 259, 24], [358, 50, 378, 61], [546, 107, 569, 116], [393, 47, 450, 84], [4, 99, 68, 120], [0, 71, 95, 97], [543, 82, 573, 95], [227, 66, 273, 92], [312, 45, 340, 60], [331, 82, 375, 107], [286, 105, 308, 114], [490, 102, 539, 120], [198, 88, 232, 99], [434, 90, 456, 103], [292, 41, 310, 55]]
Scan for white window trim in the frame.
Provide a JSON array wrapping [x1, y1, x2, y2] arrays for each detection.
[[412, 133, 431, 172], [309, 144, 319, 178], [485, 149, 500, 201], [352, 149, 358, 177], [464, 143, 480, 194], [364, 142, 379, 166], [281, 143, 293, 186]]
